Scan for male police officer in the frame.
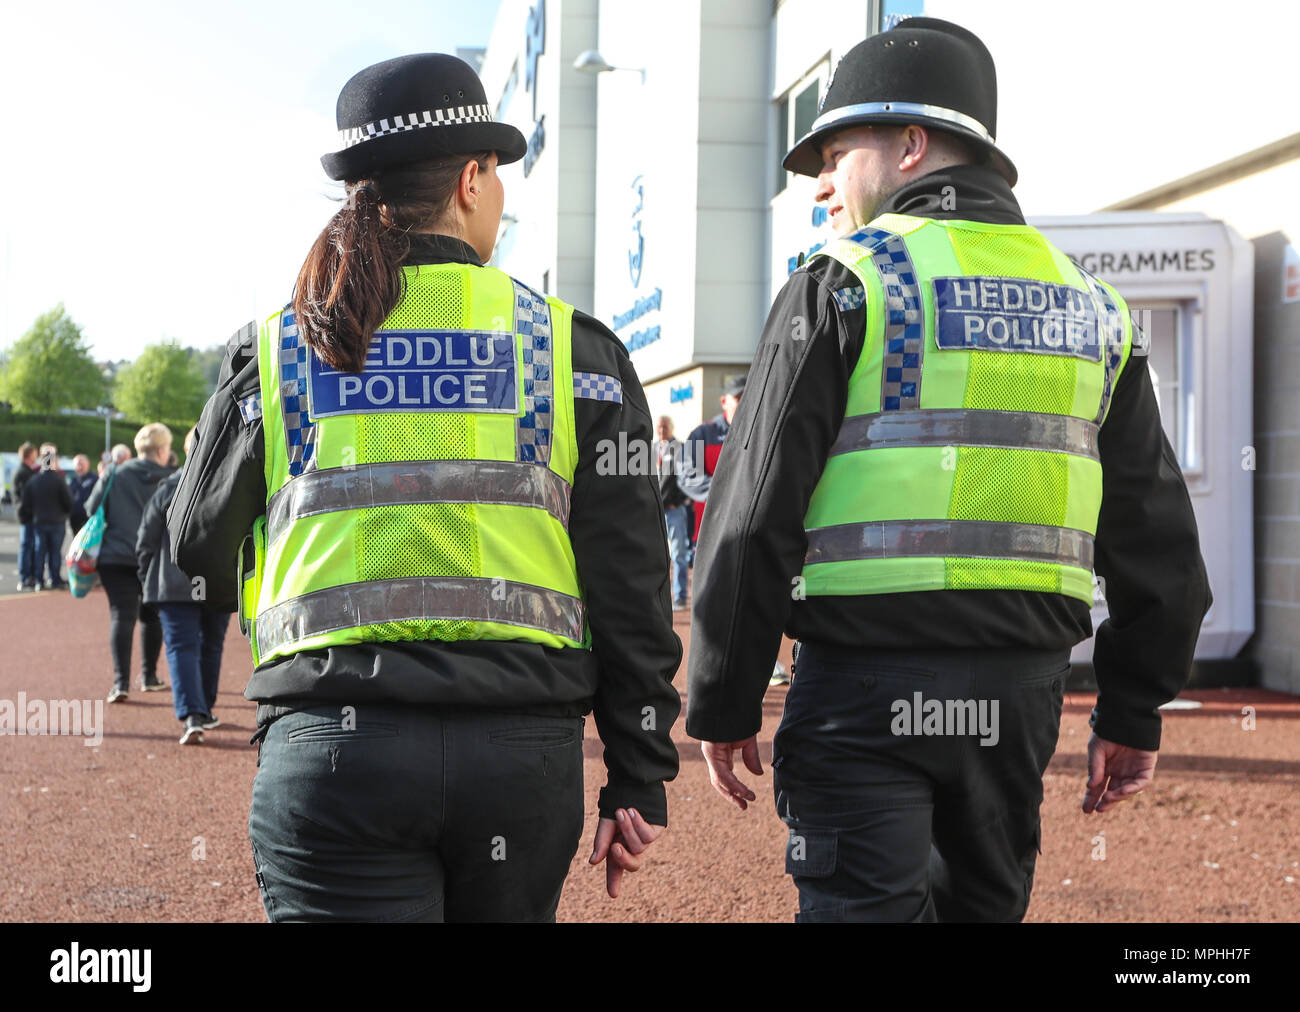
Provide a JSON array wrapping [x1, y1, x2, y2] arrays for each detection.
[[687, 19, 1210, 921]]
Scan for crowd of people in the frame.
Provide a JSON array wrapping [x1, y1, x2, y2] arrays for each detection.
[[7, 425, 232, 746]]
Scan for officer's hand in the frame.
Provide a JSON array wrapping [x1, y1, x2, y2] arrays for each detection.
[[1082, 733, 1158, 814], [589, 808, 665, 899], [701, 737, 763, 811]]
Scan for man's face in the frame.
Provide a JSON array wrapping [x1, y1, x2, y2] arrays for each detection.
[[814, 125, 905, 237], [720, 394, 741, 424], [74, 456, 89, 475], [656, 417, 673, 441]]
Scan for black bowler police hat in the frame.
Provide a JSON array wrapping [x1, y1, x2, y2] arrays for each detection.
[[783, 18, 1017, 186], [321, 53, 527, 181]]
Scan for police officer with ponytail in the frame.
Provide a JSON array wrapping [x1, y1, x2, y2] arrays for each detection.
[[170, 54, 680, 921]]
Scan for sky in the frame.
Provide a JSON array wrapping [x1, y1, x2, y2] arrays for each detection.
[[0, 0, 502, 362]]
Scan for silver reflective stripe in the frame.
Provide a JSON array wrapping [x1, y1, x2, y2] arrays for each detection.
[[255, 576, 586, 656], [265, 459, 572, 544], [804, 520, 1094, 570], [830, 410, 1100, 461], [810, 101, 994, 143]]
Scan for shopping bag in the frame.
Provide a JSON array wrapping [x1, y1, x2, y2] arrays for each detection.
[[66, 469, 115, 599]]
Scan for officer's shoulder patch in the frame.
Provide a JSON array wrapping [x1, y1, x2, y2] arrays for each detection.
[[831, 285, 866, 312], [573, 371, 622, 403], [236, 392, 263, 425]]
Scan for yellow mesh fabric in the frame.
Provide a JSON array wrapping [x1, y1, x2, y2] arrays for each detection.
[[948, 228, 1062, 281], [963, 350, 1078, 415], [947, 448, 1069, 526], [383, 265, 467, 328], [945, 558, 1062, 594], [352, 265, 482, 640]]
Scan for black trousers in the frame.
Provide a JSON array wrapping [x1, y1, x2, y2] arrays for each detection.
[[98, 563, 162, 689], [773, 641, 1068, 922], [249, 703, 586, 922]]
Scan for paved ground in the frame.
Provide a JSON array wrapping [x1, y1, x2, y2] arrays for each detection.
[[1, 518, 1297, 922]]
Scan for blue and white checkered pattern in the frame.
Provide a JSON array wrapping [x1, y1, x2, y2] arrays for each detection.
[[237, 392, 263, 424], [574, 369, 624, 403], [831, 285, 866, 312], [573, 371, 622, 404], [512, 281, 553, 465], [849, 227, 924, 411], [278, 307, 317, 478], [1074, 266, 1127, 424]]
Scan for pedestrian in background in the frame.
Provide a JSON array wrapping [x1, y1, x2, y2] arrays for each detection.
[[688, 19, 1209, 922], [13, 442, 39, 591], [87, 424, 173, 703], [678, 375, 744, 543], [69, 454, 97, 535], [21, 443, 72, 590], [137, 428, 230, 745], [170, 53, 680, 921], [654, 416, 690, 610]]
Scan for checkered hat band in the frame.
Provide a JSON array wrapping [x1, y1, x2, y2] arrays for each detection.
[[339, 106, 494, 149]]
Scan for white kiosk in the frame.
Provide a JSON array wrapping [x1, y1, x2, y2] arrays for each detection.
[[1031, 213, 1255, 663]]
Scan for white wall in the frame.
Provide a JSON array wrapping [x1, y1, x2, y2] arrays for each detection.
[[592, 0, 704, 382], [481, 0, 599, 310]]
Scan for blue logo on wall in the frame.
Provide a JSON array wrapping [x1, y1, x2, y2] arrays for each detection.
[[523, 0, 546, 177], [629, 175, 644, 288], [669, 383, 694, 404]]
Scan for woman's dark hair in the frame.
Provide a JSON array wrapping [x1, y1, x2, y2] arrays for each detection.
[[293, 151, 491, 373]]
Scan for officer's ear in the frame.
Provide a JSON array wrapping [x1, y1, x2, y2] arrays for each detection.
[[457, 158, 481, 212], [897, 125, 930, 173]]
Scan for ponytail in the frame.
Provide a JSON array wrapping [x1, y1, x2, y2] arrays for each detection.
[[292, 184, 408, 373], [292, 152, 492, 374]]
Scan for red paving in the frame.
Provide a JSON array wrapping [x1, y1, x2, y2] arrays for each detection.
[[2, 581, 1298, 922]]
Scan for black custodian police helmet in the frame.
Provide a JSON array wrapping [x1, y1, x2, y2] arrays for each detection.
[[782, 18, 1017, 187], [321, 53, 527, 181]]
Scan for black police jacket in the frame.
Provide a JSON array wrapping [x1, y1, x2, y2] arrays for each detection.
[[167, 234, 682, 825], [685, 164, 1212, 753]]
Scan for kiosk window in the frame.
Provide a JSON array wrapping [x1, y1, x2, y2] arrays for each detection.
[[1134, 303, 1198, 472], [773, 65, 827, 197]]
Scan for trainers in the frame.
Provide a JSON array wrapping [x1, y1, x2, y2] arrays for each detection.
[[106, 687, 128, 703], [199, 713, 220, 730], [769, 662, 790, 686], [179, 715, 205, 745], [141, 679, 168, 692], [16, 582, 36, 593], [672, 598, 688, 611]]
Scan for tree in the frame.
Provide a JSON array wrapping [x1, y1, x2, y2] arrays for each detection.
[[113, 340, 209, 423], [0, 304, 106, 422], [189, 345, 227, 392]]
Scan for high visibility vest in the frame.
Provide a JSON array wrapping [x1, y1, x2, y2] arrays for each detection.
[[238, 262, 591, 668], [800, 213, 1141, 605]]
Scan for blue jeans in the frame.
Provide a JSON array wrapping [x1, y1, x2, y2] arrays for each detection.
[[773, 642, 1068, 922], [18, 522, 36, 585], [34, 523, 65, 585], [157, 604, 230, 720], [249, 704, 585, 922], [664, 505, 690, 602]]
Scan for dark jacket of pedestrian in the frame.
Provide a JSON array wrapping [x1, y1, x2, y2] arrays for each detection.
[[21, 468, 73, 527], [86, 458, 171, 567], [13, 461, 36, 524], [137, 470, 206, 605], [70, 471, 98, 530]]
